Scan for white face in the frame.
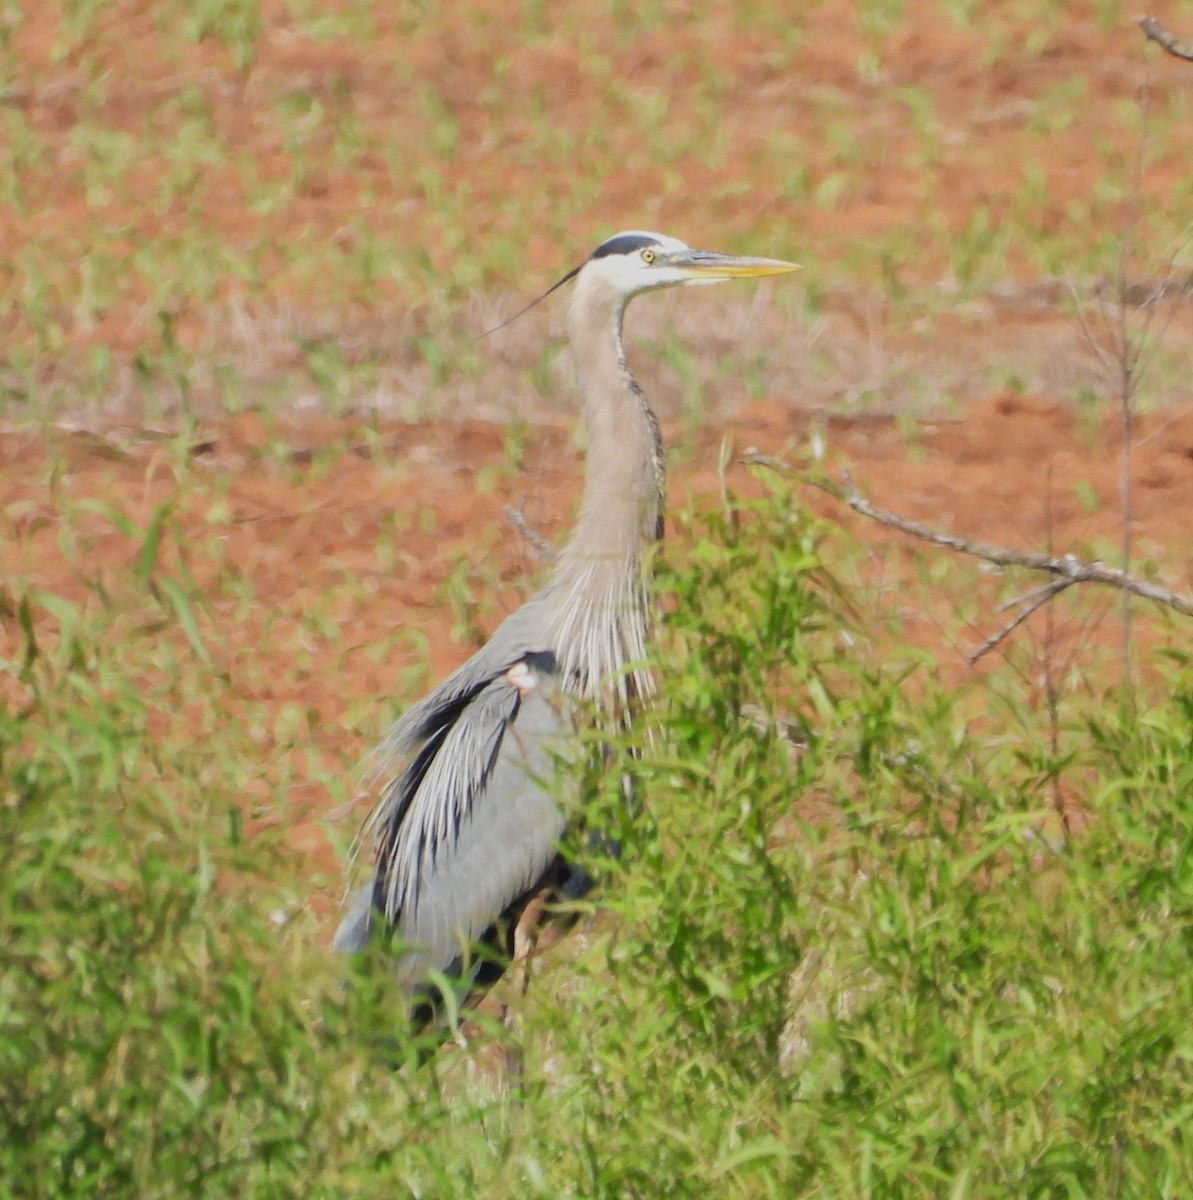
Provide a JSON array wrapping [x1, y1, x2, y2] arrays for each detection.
[[579, 231, 720, 299], [570, 230, 801, 309]]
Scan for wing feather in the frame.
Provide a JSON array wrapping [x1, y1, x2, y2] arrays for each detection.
[[370, 599, 550, 765], [335, 620, 574, 989]]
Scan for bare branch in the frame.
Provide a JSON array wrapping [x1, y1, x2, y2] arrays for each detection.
[[1039, 469, 1070, 837], [993, 579, 1062, 615], [1068, 282, 1118, 382], [1140, 16, 1193, 62], [743, 453, 1193, 619], [1112, 80, 1155, 689], [1131, 229, 1193, 386], [968, 579, 1074, 667]]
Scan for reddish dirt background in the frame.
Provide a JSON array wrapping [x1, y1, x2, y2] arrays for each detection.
[[3, 1, 1192, 358], [4, 3, 1193, 912], [4, 392, 1193, 903]]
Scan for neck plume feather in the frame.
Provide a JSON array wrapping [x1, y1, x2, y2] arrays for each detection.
[[544, 284, 665, 712]]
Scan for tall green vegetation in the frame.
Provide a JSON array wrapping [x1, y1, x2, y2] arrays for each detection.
[[3, 483, 1190, 1196]]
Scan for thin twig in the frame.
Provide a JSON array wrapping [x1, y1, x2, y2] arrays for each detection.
[[1113, 81, 1153, 691], [993, 579, 1063, 615], [967, 579, 1074, 667], [743, 453, 1193, 619], [1070, 87, 1193, 688], [1140, 16, 1193, 62], [1068, 283, 1118, 380], [1040, 467, 1070, 837], [1127, 225, 1193, 418]]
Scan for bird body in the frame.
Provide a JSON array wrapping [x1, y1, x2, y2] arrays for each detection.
[[333, 604, 572, 991], [335, 231, 799, 993]]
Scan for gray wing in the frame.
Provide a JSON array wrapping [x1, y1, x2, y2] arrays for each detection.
[[334, 607, 574, 990], [371, 598, 552, 767]]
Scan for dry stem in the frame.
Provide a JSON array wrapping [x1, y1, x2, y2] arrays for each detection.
[[744, 453, 1193, 621], [969, 579, 1074, 668], [1140, 16, 1193, 62]]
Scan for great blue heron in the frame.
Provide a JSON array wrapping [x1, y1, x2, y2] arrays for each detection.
[[334, 230, 800, 994]]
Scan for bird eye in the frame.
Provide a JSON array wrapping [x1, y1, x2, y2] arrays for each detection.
[[640, 248, 656, 264]]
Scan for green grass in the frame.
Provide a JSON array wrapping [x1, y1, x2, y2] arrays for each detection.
[[3, 479, 1192, 1196]]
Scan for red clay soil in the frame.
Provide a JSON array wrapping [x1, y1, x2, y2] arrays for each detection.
[[3, 2, 1192, 359], [4, 394, 1193, 902]]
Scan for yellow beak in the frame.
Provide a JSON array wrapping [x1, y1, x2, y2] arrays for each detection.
[[667, 250, 802, 279]]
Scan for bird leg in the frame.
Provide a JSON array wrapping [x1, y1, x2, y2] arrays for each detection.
[[488, 882, 551, 1099], [510, 883, 554, 995]]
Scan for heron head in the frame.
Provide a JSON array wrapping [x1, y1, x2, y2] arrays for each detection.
[[579, 230, 801, 299], [482, 230, 800, 337]]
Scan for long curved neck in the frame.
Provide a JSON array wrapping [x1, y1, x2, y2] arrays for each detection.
[[545, 284, 665, 708]]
